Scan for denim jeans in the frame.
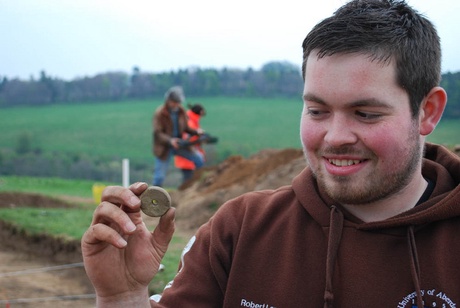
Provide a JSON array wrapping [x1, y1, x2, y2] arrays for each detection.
[[153, 148, 204, 186]]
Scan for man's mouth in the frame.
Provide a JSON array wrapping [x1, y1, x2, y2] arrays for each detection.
[[327, 159, 362, 167]]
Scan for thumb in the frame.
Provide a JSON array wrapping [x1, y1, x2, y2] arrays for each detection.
[[152, 208, 176, 253]]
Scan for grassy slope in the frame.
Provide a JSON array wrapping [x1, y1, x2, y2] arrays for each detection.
[[0, 97, 303, 163]]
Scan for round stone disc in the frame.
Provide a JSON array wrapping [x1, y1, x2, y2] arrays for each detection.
[[139, 186, 171, 217]]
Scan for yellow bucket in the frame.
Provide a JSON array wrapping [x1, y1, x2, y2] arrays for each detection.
[[92, 184, 107, 205]]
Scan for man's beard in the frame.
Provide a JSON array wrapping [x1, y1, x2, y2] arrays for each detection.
[[306, 127, 423, 205]]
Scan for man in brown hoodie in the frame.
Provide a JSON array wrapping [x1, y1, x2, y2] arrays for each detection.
[[82, 1, 460, 307]]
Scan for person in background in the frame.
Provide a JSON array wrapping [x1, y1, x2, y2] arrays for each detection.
[[152, 86, 204, 187], [82, 1, 460, 307], [174, 103, 207, 184]]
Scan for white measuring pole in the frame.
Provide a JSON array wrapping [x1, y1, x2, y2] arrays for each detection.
[[122, 158, 130, 187]]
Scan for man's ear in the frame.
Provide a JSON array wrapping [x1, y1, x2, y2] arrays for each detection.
[[419, 86, 447, 136]]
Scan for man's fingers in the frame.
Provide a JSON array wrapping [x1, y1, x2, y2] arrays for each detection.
[[129, 182, 149, 195], [84, 223, 128, 249], [92, 201, 137, 234], [101, 184, 147, 211]]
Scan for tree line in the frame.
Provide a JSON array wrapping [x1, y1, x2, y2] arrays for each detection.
[[1, 62, 459, 118], [0, 61, 302, 106]]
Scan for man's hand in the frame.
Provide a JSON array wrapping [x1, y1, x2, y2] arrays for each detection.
[[170, 137, 181, 149], [81, 182, 175, 307]]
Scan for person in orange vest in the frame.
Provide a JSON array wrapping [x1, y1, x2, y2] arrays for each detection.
[[174, 103, 206, 184]]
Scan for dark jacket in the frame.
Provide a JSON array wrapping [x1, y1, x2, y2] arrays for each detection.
[[152, 104, 198, 160]]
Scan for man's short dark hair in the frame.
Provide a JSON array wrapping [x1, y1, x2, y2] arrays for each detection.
[[301, 0, 441, 117]]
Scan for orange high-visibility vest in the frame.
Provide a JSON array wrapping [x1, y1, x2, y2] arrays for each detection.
[[174, 110, 204, 170]]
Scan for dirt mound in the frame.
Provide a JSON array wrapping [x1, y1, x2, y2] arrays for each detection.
[[171, 148, 306, 230]]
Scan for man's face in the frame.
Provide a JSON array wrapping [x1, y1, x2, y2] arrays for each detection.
[[167, 99, 181, 111], [301, 51, 423, 205]]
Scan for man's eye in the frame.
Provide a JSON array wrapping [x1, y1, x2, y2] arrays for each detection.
[[355, 111, 381, 120], [307, 108, 326, 117]]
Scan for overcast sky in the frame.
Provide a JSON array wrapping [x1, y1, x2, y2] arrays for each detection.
[[1, 0, 459, 80]]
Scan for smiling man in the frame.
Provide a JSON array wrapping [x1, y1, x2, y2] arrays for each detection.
[[82, 1, 460, 307], [301, 51, 442, 222]]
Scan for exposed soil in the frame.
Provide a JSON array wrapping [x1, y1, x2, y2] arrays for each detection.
[[172, 148, 306, 230], [1, 145, 458, 307], [0, 193, 94, 307]]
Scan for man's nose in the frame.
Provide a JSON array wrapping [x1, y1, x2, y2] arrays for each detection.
[[323, 115, 358, 146]]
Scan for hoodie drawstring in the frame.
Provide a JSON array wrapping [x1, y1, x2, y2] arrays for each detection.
[[407, 225, 424, 308], [324, 205, 424, 308], [322, 211, 425, 307], [323, 206, 344, 308]]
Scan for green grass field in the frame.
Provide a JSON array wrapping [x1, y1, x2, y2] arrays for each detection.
[[426, 118, 460, 146], [0, 176, 104, 237], [0, 97, 303, 163], [0, 175, 99, 197]]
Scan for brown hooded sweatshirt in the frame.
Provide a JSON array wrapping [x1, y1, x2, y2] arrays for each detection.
[[152, 143, 460, 307]]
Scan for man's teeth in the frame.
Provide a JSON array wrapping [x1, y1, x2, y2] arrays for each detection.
[[328, 159, 361, 166]]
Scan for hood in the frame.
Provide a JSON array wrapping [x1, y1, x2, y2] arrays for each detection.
[[292, 143, 460, 308], [292, 142, 460, 230]]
